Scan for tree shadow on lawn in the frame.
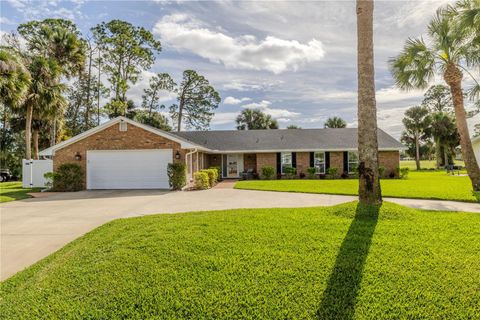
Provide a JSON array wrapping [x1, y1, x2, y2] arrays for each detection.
[[316, 203, 381, 320]]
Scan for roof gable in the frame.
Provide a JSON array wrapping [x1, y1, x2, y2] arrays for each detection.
[[39, 117, 203, 156]]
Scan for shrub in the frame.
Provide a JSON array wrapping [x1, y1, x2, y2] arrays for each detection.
[[299, 172, 306, 179], [209, 166, 221, 181], [201, 169, 217, 186], [307, 167, 317, 179], [44, 172, 56, 190], [48, 163, 83, 191], [283, 166, 296, 179], [398, 167, 409, 179], [378, 166, 385, 178], [261, 166, 275, 180], [327, 167, 338, 179], [167, 163, 186, 190], [194, 171, 210, 190]]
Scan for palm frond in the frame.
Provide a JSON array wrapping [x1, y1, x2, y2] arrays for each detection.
[[389, 37, 436, 90]]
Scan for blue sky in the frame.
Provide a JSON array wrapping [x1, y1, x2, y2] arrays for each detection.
[[1, 0, 478, 137]]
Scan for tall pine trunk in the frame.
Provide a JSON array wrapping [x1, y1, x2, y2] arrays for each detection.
[[356, 0, 382, 205], [177, 101, 184, 132], [444, 64, 480, 191], [32, 129, 39, 160], [25, 104, 33, 160]]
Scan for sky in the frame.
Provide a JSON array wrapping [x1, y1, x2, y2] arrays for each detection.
[[1, 0, 478, 137]]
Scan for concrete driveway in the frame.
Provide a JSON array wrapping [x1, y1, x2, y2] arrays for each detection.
[[1, 188, 479, 280]]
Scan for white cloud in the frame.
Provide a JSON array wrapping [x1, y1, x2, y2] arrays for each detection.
[[241, 100, 300, 118], [0, 16, 15, 25], [211, 112, 238, 125], [223, 96, 251, 105], [153, 14, 325, 74]]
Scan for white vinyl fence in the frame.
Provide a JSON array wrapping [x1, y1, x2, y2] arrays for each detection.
[[22, 159, 53, 188]]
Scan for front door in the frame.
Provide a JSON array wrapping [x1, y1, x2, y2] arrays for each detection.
[[222, 154, 244, 178]]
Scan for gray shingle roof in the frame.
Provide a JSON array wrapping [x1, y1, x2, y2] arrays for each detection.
[[171, 128, 404, 152]]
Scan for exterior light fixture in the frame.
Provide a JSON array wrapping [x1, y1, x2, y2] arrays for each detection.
[[74, 152, 82, 161], [175, 150, 181, 159]]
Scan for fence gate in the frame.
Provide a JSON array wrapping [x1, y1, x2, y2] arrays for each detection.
[[22, 159, 53, 188]]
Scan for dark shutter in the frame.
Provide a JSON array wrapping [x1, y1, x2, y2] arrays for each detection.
[[276, 152, 281, 174], [325, 152, 330, 170], [292, 152, 297, 168], [343, 151, 348, 173], [310, 152, 314, 167]]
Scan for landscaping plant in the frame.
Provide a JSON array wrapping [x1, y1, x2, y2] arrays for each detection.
[[283, 166, 296, 179], [307, 167, 317, 179], [194, 171, 210, 190], [201, 169, 217, 187], [260, 166, 275, 180], [167, 163, 186, 190], [47, 163, 83, 192], [326, 167, 338, 179]]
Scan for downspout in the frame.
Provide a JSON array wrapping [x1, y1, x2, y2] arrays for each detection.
[[185, 148, 197, 183]]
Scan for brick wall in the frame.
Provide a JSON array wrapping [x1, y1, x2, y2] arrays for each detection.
[[330, 151, 344, 173], [53, 122, 185, 189], [256, 153, 277, 176], [379, 151, 400, 176], [295, 152, 310, 175]]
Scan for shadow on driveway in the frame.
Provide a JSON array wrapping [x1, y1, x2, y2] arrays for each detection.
[[316, 203, 381, 319], [19, 189, 171, 202]]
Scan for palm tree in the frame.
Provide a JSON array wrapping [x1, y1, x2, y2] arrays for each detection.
[[23, 57, 63, 159], [0, 51, 31, 109], [402, 106, 432, 170], [324, 116, 347, 128], [390, 7, 480, 191], [356, 0, 382, 205]]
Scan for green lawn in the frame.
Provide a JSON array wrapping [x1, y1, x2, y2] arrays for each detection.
[[1, 203, 479, 319], [400, 160, 465, 170], [0, 182, 41, 203], [235, 171, 479, 202]]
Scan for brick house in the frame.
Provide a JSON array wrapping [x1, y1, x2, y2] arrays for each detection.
[[39, 116, 405, 189]]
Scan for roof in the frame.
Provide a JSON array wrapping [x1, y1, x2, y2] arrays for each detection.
[[171, 128, 405, 153], [39, 117, 205, 156]]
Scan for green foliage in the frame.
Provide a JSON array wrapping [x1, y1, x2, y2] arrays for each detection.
[[326, 167, 338, 178], [141, 73, 175, 116], [236, 171, 478, 202], [398, 167, 410, 179], [260, 166, 275, 180], [128, 109, 171, 131], [0, 50, 31, 108], [209, 167, 221, 181], [2, 202, 480, 318], [170, 70, 221, 131], [306, 167, 317, 179], [194, 171, 210, 190], [167, 163, 186, 191], [378, 166, 386, 177], [0, 182, 41, 203], [200, 169, 218, 187], [324, 116, 347, 128], [286, 125, 301, 129], [91, 20, 162, 103], [283, 166, 297, 179], [236, 108, 279, 130], [49, 163, 83, 192]]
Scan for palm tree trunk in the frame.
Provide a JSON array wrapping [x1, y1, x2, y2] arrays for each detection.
[[25, 104, 33, 160], [32, 129, 39, 160], [435, 138, 442, 169], [444, 64, 480, 191], [444, 148, 449, 167], [415, 132, 421, 170], [356, 0, 382, 205]]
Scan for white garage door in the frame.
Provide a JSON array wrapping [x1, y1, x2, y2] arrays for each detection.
[[87, 150, 172, 189]]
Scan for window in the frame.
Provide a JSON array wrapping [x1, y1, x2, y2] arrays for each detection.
[[348, 151, 358, 173], [119, 121, 127, 132], [314, 152, 325, 173], [281, 152, 292, 174]]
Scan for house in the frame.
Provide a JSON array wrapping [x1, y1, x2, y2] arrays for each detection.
[[473, 135, 480, 167], [39, 116, 405, 190]]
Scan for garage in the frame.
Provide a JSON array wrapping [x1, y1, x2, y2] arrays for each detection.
[[87, 149, 172, 189]]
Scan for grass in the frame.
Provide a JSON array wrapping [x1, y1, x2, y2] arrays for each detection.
[[400, 160, 464, 170], [0, 182, 41, 203], [235, 171, 479, 202], [1, 202, 479, 319]]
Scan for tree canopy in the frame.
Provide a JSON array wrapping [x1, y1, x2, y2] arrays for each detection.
[[236, 109, 279, 130]]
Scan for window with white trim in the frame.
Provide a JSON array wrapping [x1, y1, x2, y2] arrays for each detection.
[[314, 151, 325, 173], [281, 152, 292, 174], [348, 151, 358, 173]]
